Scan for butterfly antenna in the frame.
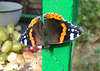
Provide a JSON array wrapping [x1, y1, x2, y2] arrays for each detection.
[[37, 9, 42, 17], [33, 5, 42, 17], [49, 50, 58, 62], [33, 5, 44, 23]]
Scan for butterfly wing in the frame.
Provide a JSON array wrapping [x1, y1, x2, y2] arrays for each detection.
[[44, 13, 64, 44], [44, 13, 83, 44], [18, 16, 43, 46], [59, 21, 84, 43], [44, 18, 62, 44]]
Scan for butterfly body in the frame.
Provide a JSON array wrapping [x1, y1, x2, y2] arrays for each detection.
[[18, 13, 84, 51], [42, 25, 50, 49]]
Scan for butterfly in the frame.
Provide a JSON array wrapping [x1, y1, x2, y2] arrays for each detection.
[[18, 13, 84, 51]]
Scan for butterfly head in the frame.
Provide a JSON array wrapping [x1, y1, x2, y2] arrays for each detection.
[[44, 45, 50, 51]]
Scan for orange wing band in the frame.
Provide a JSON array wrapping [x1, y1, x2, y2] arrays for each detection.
[[44, 13, 64, 20], [59, 23, 67, 43], [29, 28, 35, 46], [28, 17, 40, 27]]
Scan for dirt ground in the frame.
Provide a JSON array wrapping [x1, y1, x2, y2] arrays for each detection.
[[72, 38, 100, 71]]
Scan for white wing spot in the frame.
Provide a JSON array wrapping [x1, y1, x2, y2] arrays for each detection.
[[20, 41, 23, 44], [24, 39, 27, 45], [68, 29, 70, 31], [77, 31, 79, 33], [27, 35, 28, 37], [75, 30, 77, 31], [77, 34, 80, 37], [70, 33, 74, 40], [24, 36, 26, 38], [71, 29, 74, 32]]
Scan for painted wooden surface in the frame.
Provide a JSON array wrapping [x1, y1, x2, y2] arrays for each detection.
[[42, 0, 78, 71]]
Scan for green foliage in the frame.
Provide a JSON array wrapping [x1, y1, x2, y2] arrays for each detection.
[[81, 49, 100, 70], [73, 46, 100, 71], [73, 0, 100, 71], [94, 46, 100, 54], [78, 0, 100, 69], [78, 0, 100, 41]]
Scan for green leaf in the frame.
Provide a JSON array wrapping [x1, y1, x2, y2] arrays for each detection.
[[86, 56, 91, 61], [94, 47, 100, 54], [85, 49, 91, 52], [82, 58, 88, 66], [95, 62, 100, 69], [91, 54, 99, 58]]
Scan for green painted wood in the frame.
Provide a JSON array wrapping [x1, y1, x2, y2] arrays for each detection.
[[42, 0, 78, 71], [68, 0, 78, 70], [21, 14, 38, 18]]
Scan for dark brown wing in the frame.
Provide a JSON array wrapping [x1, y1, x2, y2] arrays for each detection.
[[44, 18, 63, 44], [44, 13, 84, 44], [18, 16, 43, 46]]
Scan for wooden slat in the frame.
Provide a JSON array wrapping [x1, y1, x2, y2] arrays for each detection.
[[27, 8, 42, 15], [28, 0, 42, 3], [28, 3, 42, 9], [21, 0, 28, 14]]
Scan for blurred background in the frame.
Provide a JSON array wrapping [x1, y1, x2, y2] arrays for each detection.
[[72, 0, 100, 71], [0, 0, 100, 71], [0, 0, 42, 15]]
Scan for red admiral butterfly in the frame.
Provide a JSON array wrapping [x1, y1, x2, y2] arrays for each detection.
[[18, 13, 83, 51]]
